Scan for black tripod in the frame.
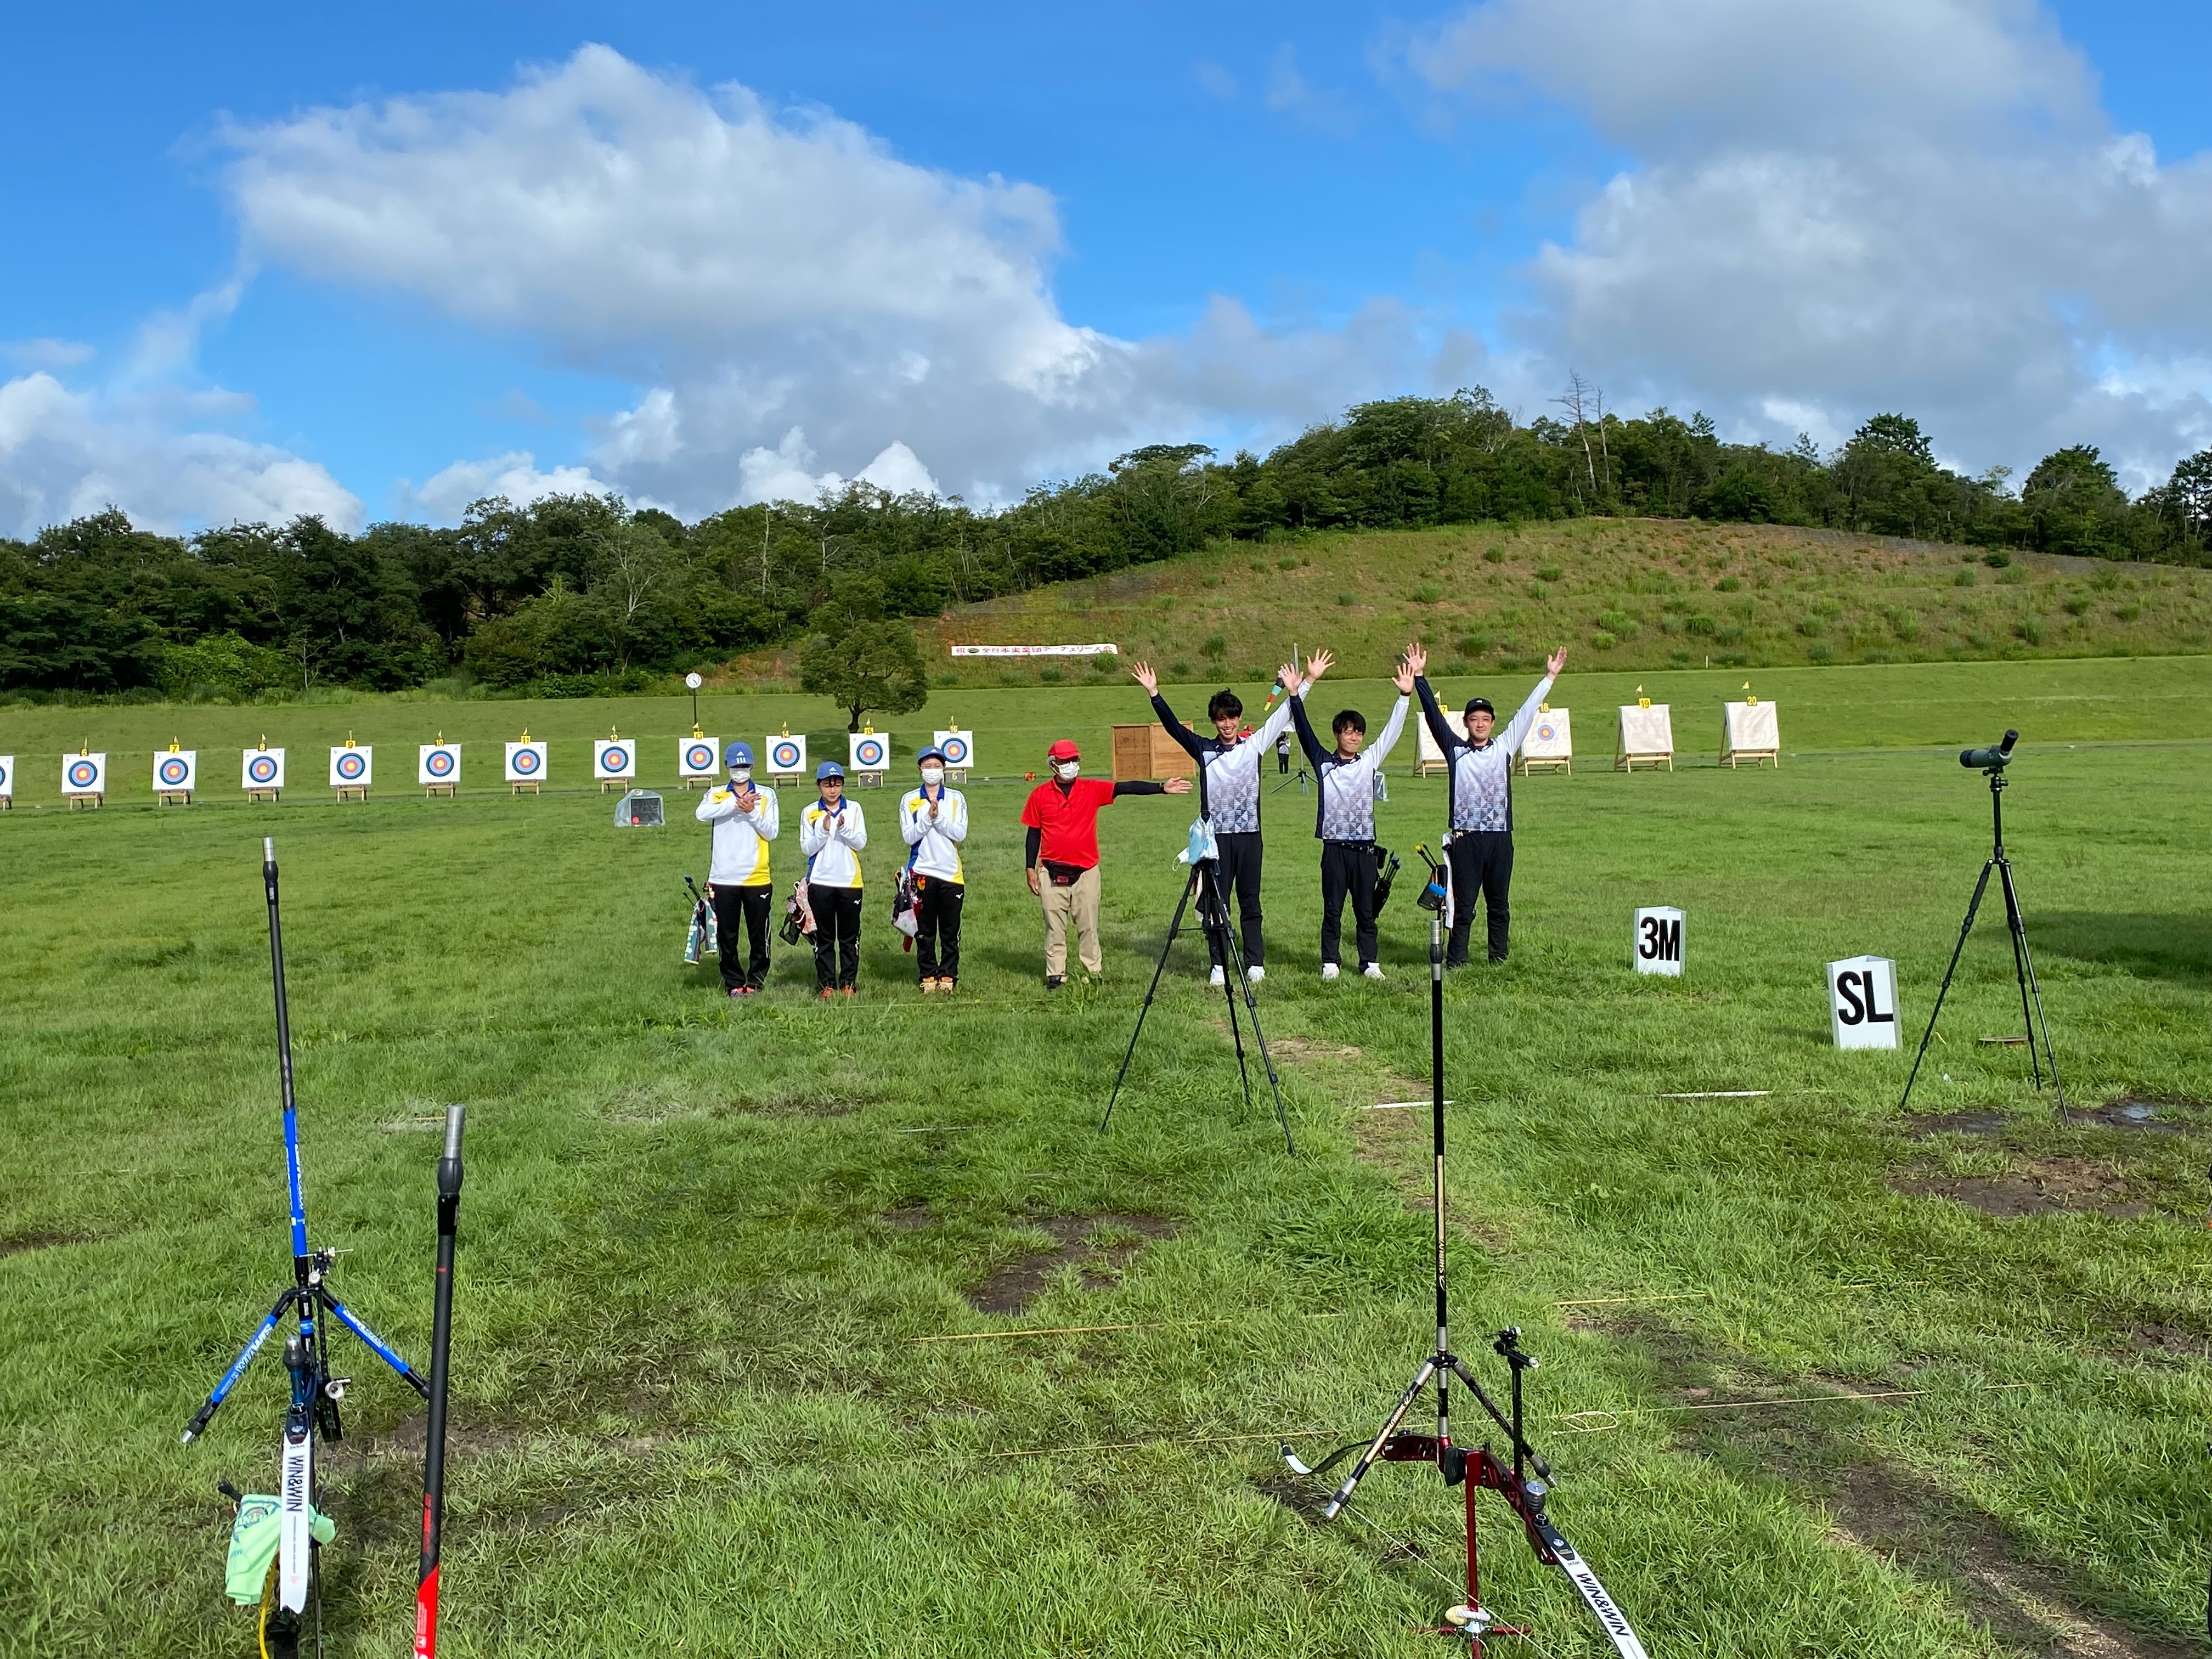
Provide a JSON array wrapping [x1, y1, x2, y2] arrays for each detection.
[[1283, 895, 1646, 1656], [1102, 857, 1294, 1153], [1899, 736, 2067, 1120]]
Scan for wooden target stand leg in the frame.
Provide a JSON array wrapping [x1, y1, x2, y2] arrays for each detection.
[[509, 782, 540, 797], [156, 790, 194, 808], [334, 787, 369, 804], [68, 792, 104, 810]]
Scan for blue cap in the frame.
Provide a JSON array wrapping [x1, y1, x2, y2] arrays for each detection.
[[815, 759, 845, 780], [725, 741, 754, 768], [917, 745, 947, 764]]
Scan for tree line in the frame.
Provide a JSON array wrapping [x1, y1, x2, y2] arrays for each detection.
[[5, 388, 2207, 701]]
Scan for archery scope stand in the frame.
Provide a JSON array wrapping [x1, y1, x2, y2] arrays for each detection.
[[1284, 881, 1646, 1656]]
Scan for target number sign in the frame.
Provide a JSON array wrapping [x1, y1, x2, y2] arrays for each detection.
[[933, 730, 973, 769], [63, 753, 107, 794], [594, 740, 636, 780], [0, 754, 12, 797], [680, 738, 720, 780], [850, 733, 889, 771], [419, 744, 461, 784], [1632, 906, 1684, 977], [505, 741, 548, 781], [244, 749, 286, 789], [1828, 956, 1900, 1050], [154, 752, 198, 791], [329, 747, 373, 787], [767, 735, 806, 775]]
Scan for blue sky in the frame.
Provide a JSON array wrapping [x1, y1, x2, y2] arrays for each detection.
[[5, 1, 2212, 534]]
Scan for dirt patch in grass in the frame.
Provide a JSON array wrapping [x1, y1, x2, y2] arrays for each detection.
[[2081, 1097, 2196, 1134], [966, 1214, 1179, 1314], [0, 1231, 77, 1259], [1888, 1157, 2148, 1219], [2122, 1322, 2212, 1363], [879, 1204, 934, 1230], [724, 1086, 868, 1119], [1904, 1110, 2011, 1137]]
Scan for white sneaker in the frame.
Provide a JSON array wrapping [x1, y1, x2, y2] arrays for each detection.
[[1321, 962, 1340, 981], [1247, 965, 1265, 984], [1209, 966, 1226, 988], [1362, 962, 1385, 980]]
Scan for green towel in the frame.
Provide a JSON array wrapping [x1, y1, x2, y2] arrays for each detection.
[[224, 1495, 337, 1604]]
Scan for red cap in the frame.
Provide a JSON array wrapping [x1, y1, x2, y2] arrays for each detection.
[[1047, 739, 1081, 761]]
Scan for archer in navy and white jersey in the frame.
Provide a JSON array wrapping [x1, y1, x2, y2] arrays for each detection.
[[1285, 647, 1416, 979]]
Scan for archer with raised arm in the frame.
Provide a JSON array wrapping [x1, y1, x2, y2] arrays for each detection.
[[1285, 647, 1414, 980]]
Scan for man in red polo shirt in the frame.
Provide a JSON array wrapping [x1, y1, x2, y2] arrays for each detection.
[[1022, 737, 1191, 988]]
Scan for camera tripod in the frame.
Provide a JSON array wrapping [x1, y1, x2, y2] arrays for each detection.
[[1281, 903, 1646, 1656], [1899, 757, 2067, 1120], [1101, 857, 1294, 1153]]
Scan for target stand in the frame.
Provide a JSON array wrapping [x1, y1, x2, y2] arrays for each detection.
[[69, 792, 104, 810], [425, 783, 456, 800], [335, 784, 369, 803], [509, 780, 539, 797], [156, 789, 193, 807]]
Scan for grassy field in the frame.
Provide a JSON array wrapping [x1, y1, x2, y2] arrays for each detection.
[[716, 518, 2212, 693], [4, 657, 2211, 1656]]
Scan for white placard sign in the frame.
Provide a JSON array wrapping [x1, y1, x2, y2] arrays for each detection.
[[1725, 701, 1779, 751], [1633, 906, 1685, 976], [62, 753, 108, 796], [932, 730, 975, 770], [504, 741, 549, 783], [0, 754, 13, 799], [153, 751, 199, 793], [1828, 956, 1900, 1049], [679, 736, 720, 782], [419, 744, 461, 786], [594, 738, 636, 780], [765, 733, 808, 777], [242, 748, 287, 791], [329, 746, 373, 789], [1618, 703, 1674, 757], [849, 731, 890, 773], [1523, 709, 1573, 761]]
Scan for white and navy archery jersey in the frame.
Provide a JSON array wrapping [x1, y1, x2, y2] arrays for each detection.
[[1288, 691, 1410, 843], [1148, 691, 1298, 834], [1415, 675, 1553, 833], [898, 785, 968, 882], [799, 798, 867, 887], [697, 779, 781, 886]]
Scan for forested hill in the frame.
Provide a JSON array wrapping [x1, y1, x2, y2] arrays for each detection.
[[4, 394, 2209, 702]]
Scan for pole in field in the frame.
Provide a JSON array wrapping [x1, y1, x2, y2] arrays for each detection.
[[415, 1104, 466, 1659]]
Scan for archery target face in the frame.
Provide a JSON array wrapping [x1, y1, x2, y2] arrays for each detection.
[[1523, 710, 1572, 759], [244, 750, 286, 788], [505, 742, 546, 781], [768, 736, 805, 773], [419, 744, 460, 783], [933, 731, 972, 767], [331, 747, 371, 786], [680, 739, 719, 777], [0, 755, 12, 795], [63, 754, 106, 793], [155, 752, 198, 791], [595, 741, 635, 778], [850, 733, 888, 770]]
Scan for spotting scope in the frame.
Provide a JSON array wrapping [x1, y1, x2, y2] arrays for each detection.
[[1960, 729, 2018, 771]]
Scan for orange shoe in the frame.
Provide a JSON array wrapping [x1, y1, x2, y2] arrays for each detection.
[[817, 987, 836, 1001], [840, 985, 857, 997]]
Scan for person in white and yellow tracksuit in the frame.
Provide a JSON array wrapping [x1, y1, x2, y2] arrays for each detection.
[[798, 760, 867, 997], [695, 741, 780, 996], [898, 745, 969, 991]]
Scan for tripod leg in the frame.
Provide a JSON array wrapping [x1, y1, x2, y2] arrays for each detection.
[[323, 1290, 425, 1394], [1205, 868, 1256, 1114], [1214, 872, 1295, 1155], [1101, 872, 1198, 1133], [1322, 1358, 1438, 1519], [1899, 859, 1995, 1113], [182, 1288, 295, 1442], [1996, 858, 2069, 1121]]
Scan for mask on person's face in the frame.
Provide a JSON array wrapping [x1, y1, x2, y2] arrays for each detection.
[[1053, 760, 1080, 781], [732, 767, 752, 784], [919, 765, 945, 787]]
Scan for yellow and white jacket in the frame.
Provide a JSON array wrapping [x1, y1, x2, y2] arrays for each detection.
[[898, 786, 968, 883], [696, 780, 780, 887], [799, 799, 867, 888]]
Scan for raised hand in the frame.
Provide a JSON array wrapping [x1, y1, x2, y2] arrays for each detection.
[[1547, 645, 1568, 677], [1277, 661, 1302, 694], [1403, 641, 1428, 680], [1392, 654, 1417, 696], [1131, 661, 1159, 696], [1305, 648, 1334, 684]]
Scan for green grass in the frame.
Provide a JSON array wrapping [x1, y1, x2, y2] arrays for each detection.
[[5, 659, 2212, 1655]]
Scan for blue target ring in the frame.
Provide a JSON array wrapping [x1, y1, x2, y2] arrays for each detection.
[[602, 746, 629, 772], [685, 743, 715, 771], [1536, 723, 1556, 742], [426, 749, 455, 777], [159, 757, 190, 786], [249, 755, 279, 783], [854, 738, 885, 768], [941, 736, 970, 764], [0, 761, 9, 788], [336, 752, 366, 781], [67, 759, 98, 788], [512, 748, 541, 774], [770, 741, 802, 770]]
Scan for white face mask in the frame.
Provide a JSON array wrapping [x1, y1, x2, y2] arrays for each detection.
[[1053, 760, 1080, 781], [731, 767, 752, 783], [919, 765, 945, 786]]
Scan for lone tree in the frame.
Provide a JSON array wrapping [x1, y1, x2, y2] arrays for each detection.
[[799, 616, 929, 732]]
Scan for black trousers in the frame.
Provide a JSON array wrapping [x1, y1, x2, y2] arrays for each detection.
[[1203, 831, 1265, 969], [915, 877, 964, 981], [1319, 840, 1379, 967], [808, 883, 862, 989], [709, 883, 772, 990], [1447, 831, 1515, 964]]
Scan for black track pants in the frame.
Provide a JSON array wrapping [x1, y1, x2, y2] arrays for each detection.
[[915, 877, 964, 982], [808, 883, 863, 989], [1446, 832, 1514, 964], [710, 883, 773, 990], [1203, 831, 1266, 969], [1319, 840, 1379, 968]]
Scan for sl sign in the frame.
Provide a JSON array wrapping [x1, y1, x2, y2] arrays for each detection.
[[1828, 955, 1899, 1049], [1632, 907, 1684, 977]]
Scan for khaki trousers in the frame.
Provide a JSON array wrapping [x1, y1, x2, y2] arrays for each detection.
[[1039, 865, 1103, 975]]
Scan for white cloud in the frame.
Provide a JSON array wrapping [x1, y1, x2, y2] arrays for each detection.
[[1404, 0, 2212, 486], [398, 450, 617, 522], [3, 338, 95, 370], [0, 370, 362, 539], [216, 44, 1456, 513]]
